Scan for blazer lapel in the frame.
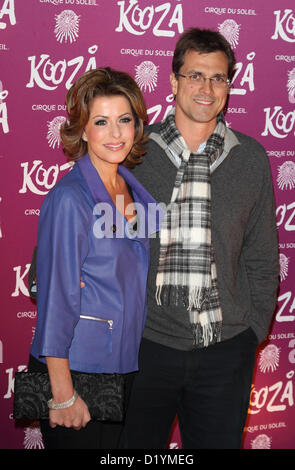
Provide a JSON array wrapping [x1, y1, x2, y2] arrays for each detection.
[[77, 154, 165, 240]]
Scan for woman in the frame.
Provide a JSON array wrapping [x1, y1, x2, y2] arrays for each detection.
[[28, 68, 159, 449]]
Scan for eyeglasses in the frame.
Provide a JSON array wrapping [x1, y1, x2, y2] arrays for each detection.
[[175, 72, 230, 88]]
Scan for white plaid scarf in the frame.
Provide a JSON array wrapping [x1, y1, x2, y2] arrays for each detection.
[[155, 111, 226, 347]]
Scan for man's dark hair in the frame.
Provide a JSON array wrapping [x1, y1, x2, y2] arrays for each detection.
[[172, 28, 236, 79]]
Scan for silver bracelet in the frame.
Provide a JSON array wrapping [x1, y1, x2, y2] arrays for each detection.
[[48, 390, 78, 410]]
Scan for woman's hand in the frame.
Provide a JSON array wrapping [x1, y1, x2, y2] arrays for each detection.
[[46, 356, 91, 431], [49, 395, 91, 430]]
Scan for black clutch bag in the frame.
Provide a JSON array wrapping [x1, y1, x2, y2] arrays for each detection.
[[13, 370, 125, 422]]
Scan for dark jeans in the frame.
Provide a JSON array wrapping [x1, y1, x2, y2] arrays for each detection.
[[28, 355, 134, 449], [120, 328, 258, 449]]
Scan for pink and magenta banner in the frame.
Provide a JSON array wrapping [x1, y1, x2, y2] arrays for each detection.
[[0, 0, 294, 450]]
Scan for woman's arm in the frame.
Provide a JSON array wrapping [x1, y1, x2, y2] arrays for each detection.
[[36, 184, 91, 429], [46, 357, 91, 430]]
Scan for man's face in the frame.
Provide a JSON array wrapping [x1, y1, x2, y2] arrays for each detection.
[[171, 50, 230, 131]]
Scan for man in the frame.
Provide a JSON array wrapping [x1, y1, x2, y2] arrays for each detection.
[[120, 28, 279, 449]]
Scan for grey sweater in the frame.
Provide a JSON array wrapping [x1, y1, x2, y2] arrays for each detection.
[[132, 122, 279, 350]]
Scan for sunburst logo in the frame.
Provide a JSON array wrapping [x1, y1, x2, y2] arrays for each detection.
[[54, 10, 80, 44], [218, 19, 241, 49], [287, 67, 295, 104], [280, 253, 289, 281], [258, 344, 280, 373], [135, 61, 159, 93], [24, 425, 44, 449], [47, 116, 66, 149], [277, 161, 295, 190], [251, 434, 272, 449]]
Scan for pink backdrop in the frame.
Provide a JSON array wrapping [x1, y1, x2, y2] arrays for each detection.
[[1, 0, 294, 450]]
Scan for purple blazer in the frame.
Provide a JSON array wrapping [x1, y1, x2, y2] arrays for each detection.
[[30, 154, 163, 373]]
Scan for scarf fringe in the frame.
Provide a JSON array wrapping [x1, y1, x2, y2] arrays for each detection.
[[188, 286, 211, 311], [156, 284, 222, 348], [156, 285, 210, 311], [155, 284, 185, 307], [191, 321, 222, 348]]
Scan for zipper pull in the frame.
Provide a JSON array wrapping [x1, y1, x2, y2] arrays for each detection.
[[108, 320, 113, 330]]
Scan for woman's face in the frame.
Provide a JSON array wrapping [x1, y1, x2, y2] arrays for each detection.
[[82, 95, 135, 171]]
